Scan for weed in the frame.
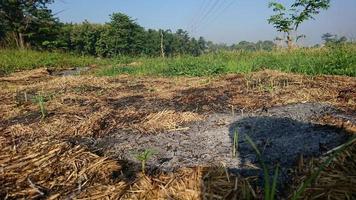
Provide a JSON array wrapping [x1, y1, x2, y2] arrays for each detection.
[[245, 134, 356, 200], [291, 136, 356, 200], [245, 135, 279, 200], [232, 129, 239, 157], [34, 94, 46, 119], [134, 149, 156, 174]]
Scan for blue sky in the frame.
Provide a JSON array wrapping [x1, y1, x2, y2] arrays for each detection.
[[50, 0, 356, 45]]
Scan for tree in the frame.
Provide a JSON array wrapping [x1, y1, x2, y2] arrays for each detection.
[[173, 29, 190, 55], [322, 33, 348, 45], [268, 0, 330, 49], [0, 0, 58, 49], [198, 37, 207, 53], [322, 33, 337, 43], [0, 18, 6, 45], [0, 4, 208, 57], [143, 29, 161, 56], [108, 13, 145, 56], [231, 40, 275, 51], [95, 13, 146, 57]]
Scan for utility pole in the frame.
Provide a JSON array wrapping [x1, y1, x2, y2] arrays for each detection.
[[160, 30, 165, 58]]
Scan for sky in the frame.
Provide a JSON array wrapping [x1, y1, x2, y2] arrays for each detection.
[[50, 0, 356, 46]]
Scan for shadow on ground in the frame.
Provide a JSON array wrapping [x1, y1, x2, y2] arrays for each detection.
[[228, 115, 350, 192]]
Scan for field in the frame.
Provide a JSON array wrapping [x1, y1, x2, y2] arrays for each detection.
[[0, 47, 356, 199], [1, 44, 356, 77]]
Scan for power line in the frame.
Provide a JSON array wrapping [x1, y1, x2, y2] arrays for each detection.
[[194, 0, 234, 32], [193, 0, 236, 33], [190, 0, 222, 33], [198, 0, 229, 27], [187, 0, 214, 32], [189, 0, 221, 34]]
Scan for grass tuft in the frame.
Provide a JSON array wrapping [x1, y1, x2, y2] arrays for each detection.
[[34, 93, 47, 119]]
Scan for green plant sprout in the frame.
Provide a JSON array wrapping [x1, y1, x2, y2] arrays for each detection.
[[134, 149, 156, 174], [232, 129, 239, 157], [34, 94, 46, 119]]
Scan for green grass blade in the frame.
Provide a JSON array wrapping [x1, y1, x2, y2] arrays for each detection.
[[262, 163, 271, 200], [270, 165, 279, 200], [245, 134, 261, 157], [233, 130, 239, 157], [291, 136, 356, 200], [245, 134, 271, 199]]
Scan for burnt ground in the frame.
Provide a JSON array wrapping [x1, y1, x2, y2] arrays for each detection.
[[0, 68, 355, 199], [84, 103, 352, 190]]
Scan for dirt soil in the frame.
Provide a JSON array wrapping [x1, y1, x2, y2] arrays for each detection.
[[0, 68, 355, 199]]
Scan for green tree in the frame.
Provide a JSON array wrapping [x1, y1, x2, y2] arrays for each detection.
[[0, 0, 58, 49], [268, 0, 330, 49], [173, 29, 190, 55], [71, 21, 105, 55], [162, 29, 175, 57], [0, 19, 6, 45], [198, 36, 207, 54], [322, 33, 348, 45], [96, 13, 146, 57], [143, 29, 160, 56], [322, 33, 337, 43], [189, 37, 200, 56], [106, 12, 145, 56]]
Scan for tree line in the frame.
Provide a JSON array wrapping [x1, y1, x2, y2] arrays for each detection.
[[207, 40, 276, 52], [0, 1, 208, 57], [51, 14, 208, 57], [1, 0, 349, 57]]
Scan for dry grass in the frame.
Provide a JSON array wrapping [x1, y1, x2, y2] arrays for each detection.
[[289, 139, 356, 200], [142, 110, 202, 132], [314, 115, 356, 133], [0, 68, 355, 199], [0, 137, 259, 199], [0, 139, 126, 199]]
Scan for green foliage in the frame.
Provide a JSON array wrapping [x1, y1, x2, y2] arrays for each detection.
[[34, 93, 46, 119], [98, 13, 146, 56], [268, 2, 293, 33], [291, 0, 330, 30], [134, 149, 156, 174], [268, 0, 330, 31], [205, 40, 276, 52], [268, 0, 330, 47], [322, 33, 348, 46], [231, 40, 276, 51], [0, 0, 59, 49], [49, 13, 207, 58], [0, 2, 207, 57], [0, 49, 112, 74], [163, 56, 226, 76], [2, 44, 355, 77], [94, 44, 356, 77], [245, 135, 279, 200]]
